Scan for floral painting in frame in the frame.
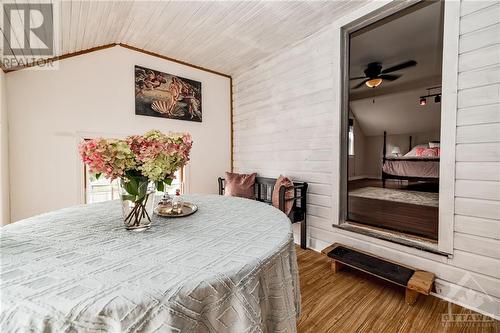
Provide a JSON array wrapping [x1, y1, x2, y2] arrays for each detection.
[[135, 65, 202, 122]]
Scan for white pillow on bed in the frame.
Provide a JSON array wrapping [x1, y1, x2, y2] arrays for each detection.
[[404, 144, 428, 157], [429, 141, 440, 148]]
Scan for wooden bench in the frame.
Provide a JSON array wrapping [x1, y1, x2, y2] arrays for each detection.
[[218, 176, 308, 249], [321, 243, 435, 305]]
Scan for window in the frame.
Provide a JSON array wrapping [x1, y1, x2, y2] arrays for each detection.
[[84, 166, 184, 204], [348, 119, 355, 156], [85, 173, 120, 204]]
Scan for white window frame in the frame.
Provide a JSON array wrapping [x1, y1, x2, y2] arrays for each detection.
[[84, 171, 120, 204], [333, 0, 458, 255], [83, 165, 184, 204]]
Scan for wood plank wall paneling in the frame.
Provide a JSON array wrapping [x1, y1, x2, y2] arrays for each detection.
[[459, 44, 500, 72], [458, 23, 500, 54], [454, 215, 500, 240], [460, 1, 498, 17], [232, 0, 500, 317], [459, 3, 500, 35], [457, 104, 500, 126], [456, 162, 500, 181], [233, 27, 336, 237]]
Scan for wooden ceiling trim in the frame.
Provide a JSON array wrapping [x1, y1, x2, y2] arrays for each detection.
[[3, 43, 117, 73], [118, 44, 232, 79], [2, 43, 232, 79]]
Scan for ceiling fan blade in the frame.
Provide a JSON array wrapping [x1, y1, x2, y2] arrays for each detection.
[[379, 74, 401, 81], [350, 76, 367, 80], [352, 79, 369, 89], [381, 60, 417, 74]]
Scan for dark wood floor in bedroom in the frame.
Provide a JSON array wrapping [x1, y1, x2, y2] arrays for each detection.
[[296, 247, 499, 333], [348, 179, 438, 240]]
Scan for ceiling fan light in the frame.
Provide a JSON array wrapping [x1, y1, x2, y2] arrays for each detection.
[[419, 97, 427, 106], [365, 78, 383, 88]]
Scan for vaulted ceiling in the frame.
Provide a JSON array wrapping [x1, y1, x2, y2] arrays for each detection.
[[349, 1, 443, 136], [349, 1, 443, 93], [2, 0, 368, 74]]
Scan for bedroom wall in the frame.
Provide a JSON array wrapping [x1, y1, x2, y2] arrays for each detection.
[[0, 70, 9, 225], [363, 130, 441, 178], [349, 117, 366, 179], [6, 46, 231, 222], [233, 0, 500, 318]]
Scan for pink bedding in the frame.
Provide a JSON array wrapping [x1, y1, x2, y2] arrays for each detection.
[[383, 156, 439, 178]]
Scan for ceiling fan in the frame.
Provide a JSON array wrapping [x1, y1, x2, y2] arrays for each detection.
[[350, 60, 417, 89]]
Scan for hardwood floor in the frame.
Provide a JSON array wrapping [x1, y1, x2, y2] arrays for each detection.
[[296, 247, 499, 333], [348, 179, 438, 240]]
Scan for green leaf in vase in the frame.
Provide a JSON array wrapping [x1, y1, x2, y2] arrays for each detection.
[[156, 181, 165, 192], [121, 194, 136, 202], [137, 182, 148, 202], [123, 178, 139, 196]]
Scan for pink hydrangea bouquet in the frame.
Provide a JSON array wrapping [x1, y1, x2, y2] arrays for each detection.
[[79, 130, 192, 230]]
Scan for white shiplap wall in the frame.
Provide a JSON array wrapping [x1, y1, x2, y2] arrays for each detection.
[[233, 1, 500, 318]]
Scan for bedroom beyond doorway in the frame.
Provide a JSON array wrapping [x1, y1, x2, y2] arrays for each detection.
[[342, 1, 444, 243]]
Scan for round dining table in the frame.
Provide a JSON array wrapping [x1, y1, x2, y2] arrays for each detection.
[[0, 194, 300, 333]]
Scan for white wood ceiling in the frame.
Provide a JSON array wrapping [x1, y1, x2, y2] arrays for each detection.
[[2, 0, 367, 74]]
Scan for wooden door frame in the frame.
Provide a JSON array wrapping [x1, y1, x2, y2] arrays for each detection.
[[334, 0, 459, 255]]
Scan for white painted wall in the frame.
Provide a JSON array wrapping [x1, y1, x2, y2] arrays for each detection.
[[233, 1, 500, 318], [350, 88, 442, 137], [0, 70, 9, 225], [6, 46, 231, 222]]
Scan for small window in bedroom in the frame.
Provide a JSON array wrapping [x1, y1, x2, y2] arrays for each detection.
[[348, 119, 355, 156]]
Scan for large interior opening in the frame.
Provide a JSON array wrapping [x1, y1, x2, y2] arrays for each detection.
[[343, 1, 444, 243]]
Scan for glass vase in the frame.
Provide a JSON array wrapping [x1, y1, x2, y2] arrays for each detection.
[[118, 177, 156, 231]]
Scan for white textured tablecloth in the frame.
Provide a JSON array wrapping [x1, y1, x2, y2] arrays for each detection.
[[0, 194, 300, 333]]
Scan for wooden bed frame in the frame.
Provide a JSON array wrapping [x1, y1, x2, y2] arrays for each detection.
[[382, 131, 440, 188]]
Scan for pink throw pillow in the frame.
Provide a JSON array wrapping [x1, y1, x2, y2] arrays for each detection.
[[415, 147, 426, 156], [421, 148, 439, 157], [272, 175, 294, 215], [224, 172, 256, 199]]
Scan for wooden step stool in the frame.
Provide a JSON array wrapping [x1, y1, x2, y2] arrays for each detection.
[[321, 243, 435, 305]]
